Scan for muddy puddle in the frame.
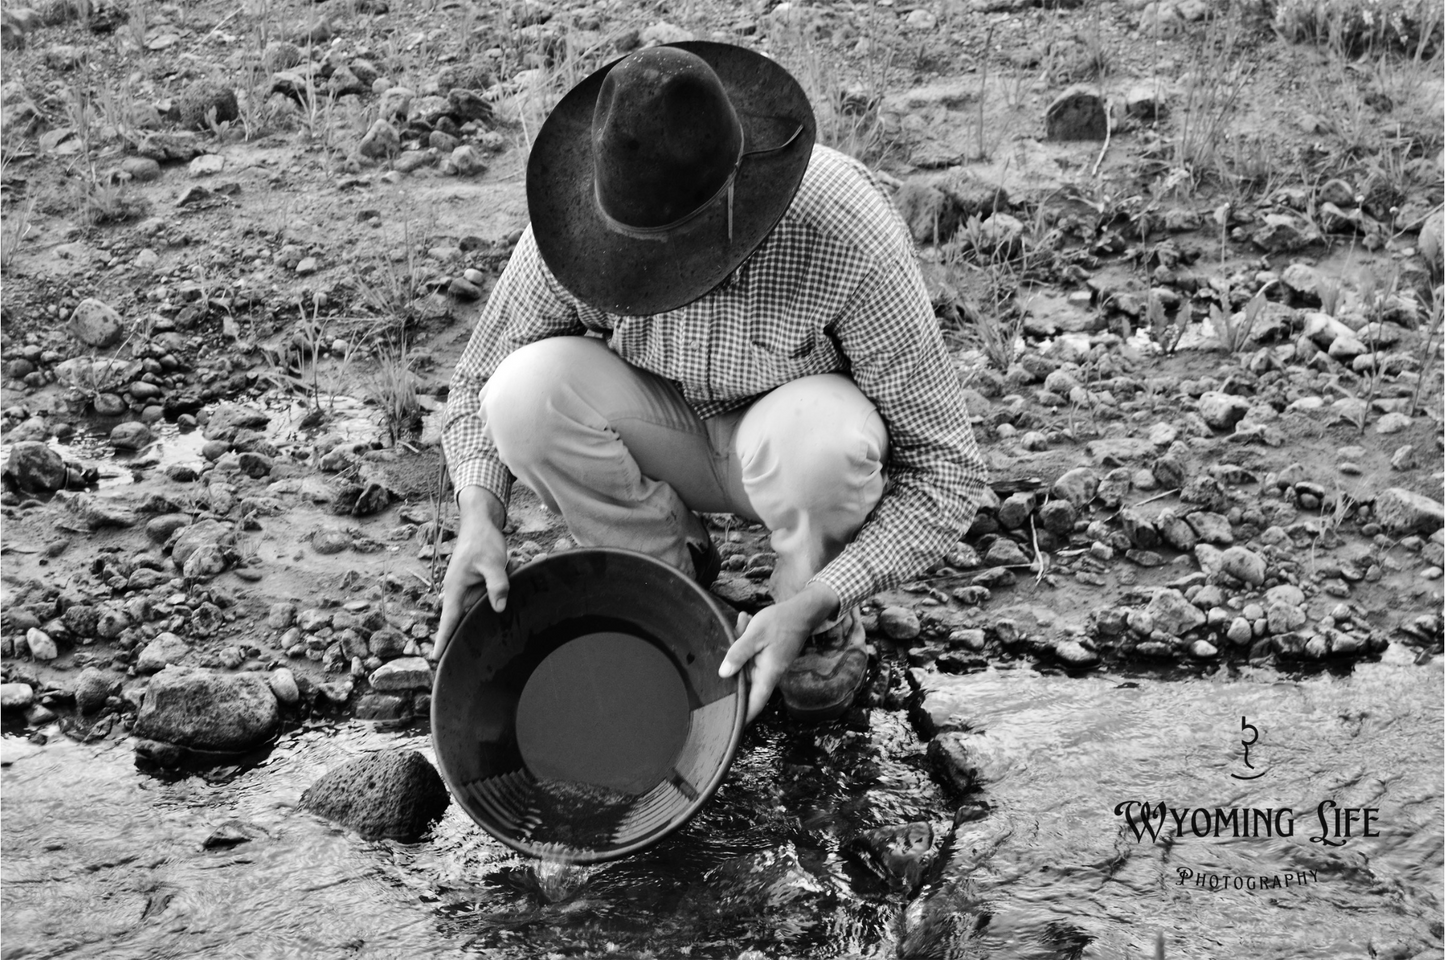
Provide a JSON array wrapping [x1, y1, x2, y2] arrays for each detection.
[[3, 655, 1440, 960]]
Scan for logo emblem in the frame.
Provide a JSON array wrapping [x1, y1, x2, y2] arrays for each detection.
[[1230, 716, 1265, 781]]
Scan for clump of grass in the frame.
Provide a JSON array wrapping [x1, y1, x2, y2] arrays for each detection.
[[1274, 0, 1443, 55], [1170, 12, 1258, 183], [1212, 284, 1272, 352], [364, 343, 421, 445], [765, 6, 903, 167], [1, 193, 35, 272], [1145, 292, 1184, 355]]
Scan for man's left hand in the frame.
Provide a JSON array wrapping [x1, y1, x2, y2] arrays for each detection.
[[719, 582, 840, 722]]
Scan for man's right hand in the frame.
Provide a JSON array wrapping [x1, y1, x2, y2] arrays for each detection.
[[432, 488, 510, 662]]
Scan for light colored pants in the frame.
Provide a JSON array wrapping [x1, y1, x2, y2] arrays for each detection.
[[479, 337, 888, 604]]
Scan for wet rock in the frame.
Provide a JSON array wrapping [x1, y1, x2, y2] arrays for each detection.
[[1189, 639, 1218, 658], [4, 441, 65, 494], [1053, 637, 1099, 667], [269, 667, 300, 705], [73, 667, 115, 714], [300, 749, 448, 841], [110, 421, 152, 450], [1, 683, 35, 711], [26, 628, 58, 660], [93, 393, 127, 416], [1045, 84, 1107, 140], [929, 731, 1018, 792], [1145, 588, 1206, 638], [1220, 546, 1267, 585], [67, 298, 124, 348], [137, 631, 190, 673], [368, 657, 433, 692], [879, 606, 921, 641], [1374, 488, 1444, 535], [134, 666, 279, 758]]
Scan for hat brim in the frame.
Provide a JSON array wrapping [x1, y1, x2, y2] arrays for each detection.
[[527, 41, 817, 317]]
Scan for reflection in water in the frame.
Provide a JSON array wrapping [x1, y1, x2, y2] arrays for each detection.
[[2, 661, 1440, 959]]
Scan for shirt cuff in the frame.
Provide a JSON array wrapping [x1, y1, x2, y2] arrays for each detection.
[[807, 550, 875, 615], [450, 457, 513, 509]]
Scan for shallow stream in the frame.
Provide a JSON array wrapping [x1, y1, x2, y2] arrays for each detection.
[[3, 658, 1441, 959]]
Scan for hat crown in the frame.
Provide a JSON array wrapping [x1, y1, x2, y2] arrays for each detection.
[[591, 47, 744, 231]]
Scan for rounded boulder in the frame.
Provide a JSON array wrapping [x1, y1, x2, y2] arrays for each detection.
[[300, 749, 449, 841]]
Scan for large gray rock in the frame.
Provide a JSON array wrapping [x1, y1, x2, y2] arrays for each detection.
[[1197, 392, 1251, 430], [67, 298, 124, 347], [1045, 84, 1107, 140], [1144, 588, 1206, 638], [73, 666, 115, 714], [54, 357, 143, 393], [1051, 467, 1099, 507], [300, 749, 449, 841], [1374, 487, 1444, 535], [202, 403, 271, 441], [1220, 546, 1267, 586], [170, 518, 235, 565], [368, 657, 433, 692], [0, 683, 36, 711], [110, 421, 152, 450], [134, 666, 279, 755], [136, 632, 191, 673], [4, 441, 66, 494]]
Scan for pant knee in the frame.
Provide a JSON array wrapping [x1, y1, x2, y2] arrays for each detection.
[[739, 379, 888, 514], [480, 337, 602, 466]]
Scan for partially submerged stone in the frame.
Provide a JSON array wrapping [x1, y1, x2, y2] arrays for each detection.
[[300, 749, 449, 841]]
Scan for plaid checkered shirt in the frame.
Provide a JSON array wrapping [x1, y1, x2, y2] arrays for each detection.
[[444, 144, 988, 612]]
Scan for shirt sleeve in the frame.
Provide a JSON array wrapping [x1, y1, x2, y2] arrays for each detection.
[[442, 226, 587, 507], [807, 252, 989, 612]]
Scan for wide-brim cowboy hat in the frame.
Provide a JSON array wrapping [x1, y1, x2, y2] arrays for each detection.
[[527, 41, 817, 317]]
